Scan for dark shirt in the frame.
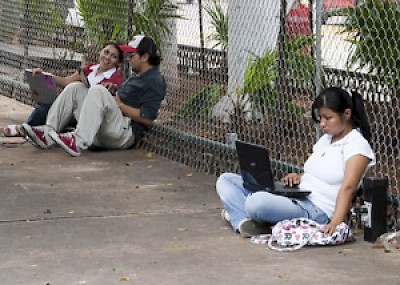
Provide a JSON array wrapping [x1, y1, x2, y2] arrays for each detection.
[[117, 67, 166, 139]]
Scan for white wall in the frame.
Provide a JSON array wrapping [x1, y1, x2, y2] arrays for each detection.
[[227, 0, 295, 93]]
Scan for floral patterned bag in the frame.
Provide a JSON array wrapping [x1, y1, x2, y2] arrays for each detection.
[[251, 218, 355, 252]]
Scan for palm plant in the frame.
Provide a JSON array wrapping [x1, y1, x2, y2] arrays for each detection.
[[76, 0, 181, 55], [76, 0, 128, 47], [27, 0, 65, 43], [283, 34, 321, 96], [235, 46, 306, 117], [340, 0, 400, 84], [203, 0, 228, 52], [241, 49, 278, 115], [177, 83, 225, 120], [132, 0, 182, 50]]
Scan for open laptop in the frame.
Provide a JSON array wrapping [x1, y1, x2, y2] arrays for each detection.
[[235, 140, 311, 198], [25, 69, 57, 104]]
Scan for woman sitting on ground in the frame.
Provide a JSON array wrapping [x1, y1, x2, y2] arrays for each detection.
[[216, 86, 376, 237], [2, 40, 124, 137]]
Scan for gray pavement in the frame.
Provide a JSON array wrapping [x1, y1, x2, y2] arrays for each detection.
[[0, 95, 399, 285]]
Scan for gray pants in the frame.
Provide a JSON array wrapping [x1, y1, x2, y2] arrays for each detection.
[[46, 82, 134, 150]]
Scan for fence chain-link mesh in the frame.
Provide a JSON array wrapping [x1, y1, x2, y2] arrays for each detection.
[[0, 0, 398, 230]]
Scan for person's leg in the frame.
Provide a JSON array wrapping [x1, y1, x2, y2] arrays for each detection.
[[244, 192, 329, 224], [46, 82, 88, 132], [74, 85, 134, 150], [22, 83, 88, 149], [216, 173, 253, 231], [26, 104, 51, 126]]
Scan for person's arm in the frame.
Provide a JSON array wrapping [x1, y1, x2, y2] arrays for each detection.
[[53, 71, 80, 88], [323, 154, 370, 235], [114, 92, 154, 126]]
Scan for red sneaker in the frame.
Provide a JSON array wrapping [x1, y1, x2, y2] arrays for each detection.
[[21, 123, 53, 149], [49, 131, 81, 157]]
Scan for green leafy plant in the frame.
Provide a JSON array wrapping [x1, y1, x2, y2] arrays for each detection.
[[340, 0, 400, 83], [132, 0, 182, 50], [238, 41, 308, 116], [177, 83, 225, 120], [76, 0, 181, 55], [283, 35, 321, 94], [203, 0, 228, 52], [239, 49, 279, 115], [76, 0, 128, 47], [27, 0, 65, 43]]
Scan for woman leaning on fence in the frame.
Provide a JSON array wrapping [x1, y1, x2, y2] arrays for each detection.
[[216, 87, 376, 238], [2, 40, 124, 137]]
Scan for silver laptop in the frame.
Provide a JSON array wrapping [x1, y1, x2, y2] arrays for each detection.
[[235, 140, 311, 198], [25, 69, 57, 104]]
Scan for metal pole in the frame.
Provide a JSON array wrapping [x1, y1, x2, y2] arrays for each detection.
[[198, 0, 205, 70], [275, 0, 287, 160], [125, 0, 135, 79], [309, 0, 314, 57], [128, 0, 134, 40], [20, 0, 29, 81], [198, 0, 205, 50], [315, 0, 323, 139]]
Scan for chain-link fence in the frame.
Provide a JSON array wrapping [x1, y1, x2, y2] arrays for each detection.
[[0, 0, 398, 230]]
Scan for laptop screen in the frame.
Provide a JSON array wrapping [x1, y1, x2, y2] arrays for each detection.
[[235, 140, 275, 192]]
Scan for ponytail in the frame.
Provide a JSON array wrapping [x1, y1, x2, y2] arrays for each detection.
[[312, 87, 372, 143], [350, 91, 372, 143]]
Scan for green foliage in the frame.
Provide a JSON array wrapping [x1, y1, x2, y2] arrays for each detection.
[[284, 35, 320, 94], [177, 84, 225, 120], [238, 37, 312, 116], [203, 0, 228, 52], [239, 49, 279, 115], [76, 0, 128, 47], [28, 0, 64, 42], [132, 0, 182, 50], [76, 0, 181, 54], [341, 0, 400, 82]]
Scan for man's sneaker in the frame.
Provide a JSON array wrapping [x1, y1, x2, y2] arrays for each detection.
[[221, 209, 230, 223], [49, 131, 81, 157], [238, 219, 271, 238], [21, 123, 54, 149]]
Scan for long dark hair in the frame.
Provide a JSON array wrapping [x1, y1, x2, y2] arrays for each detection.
[[311, 87, 372, 142], [102, 40, 124, 64]]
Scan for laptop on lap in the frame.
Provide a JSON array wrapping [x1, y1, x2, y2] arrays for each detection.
[[25, 69, 57, 104], [235, 140, 311, 198]]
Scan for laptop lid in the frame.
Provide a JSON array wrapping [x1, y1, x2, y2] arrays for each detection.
[[235, 140, 275, 192], [25, 69, 57, 104], [235, 140, 311, 197]]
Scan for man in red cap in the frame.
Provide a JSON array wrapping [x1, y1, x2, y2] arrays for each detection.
[[22, 35, 166, 157]]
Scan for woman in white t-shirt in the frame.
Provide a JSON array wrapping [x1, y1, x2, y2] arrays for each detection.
[[216, 87, 376, 237]]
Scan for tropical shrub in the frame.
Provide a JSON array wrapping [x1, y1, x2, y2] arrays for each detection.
[[203, 0, 228, 52], [177, 83, 225, 120], [340, 0, 400, 84], [76, 0, 181, 53]]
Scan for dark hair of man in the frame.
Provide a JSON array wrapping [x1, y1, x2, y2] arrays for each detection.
[[136, 37, 161, 66], [102, 40, 124, 64], [311, 86, 372, 142]]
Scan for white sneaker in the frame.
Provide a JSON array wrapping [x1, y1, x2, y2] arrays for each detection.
[[220, 209, 230, 223]]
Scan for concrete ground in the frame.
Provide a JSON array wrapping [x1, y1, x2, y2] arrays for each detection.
[[0, 95, 399, 285]]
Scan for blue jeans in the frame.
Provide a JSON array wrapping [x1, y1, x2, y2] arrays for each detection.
[[216, 173, 329, 231], [26, 104, 76, 129]]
